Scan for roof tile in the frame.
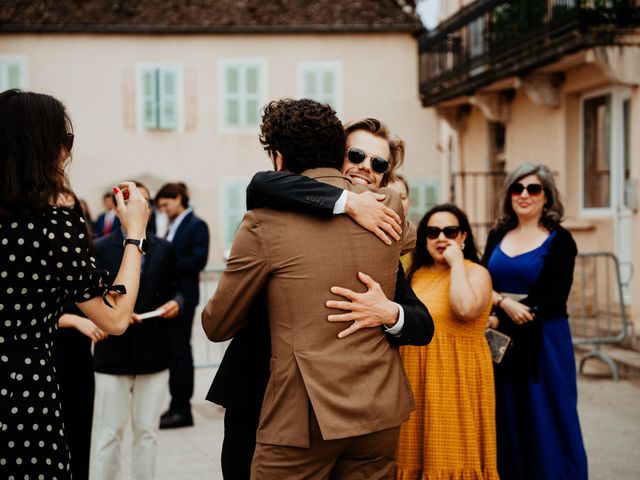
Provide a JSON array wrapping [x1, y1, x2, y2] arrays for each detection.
[[1, 0, 424, 33]]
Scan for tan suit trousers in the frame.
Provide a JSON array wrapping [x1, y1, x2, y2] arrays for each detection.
[[251, 407, 400, 480]]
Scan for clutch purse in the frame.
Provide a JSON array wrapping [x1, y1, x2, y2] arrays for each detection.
[[485, 328, 512, 364]]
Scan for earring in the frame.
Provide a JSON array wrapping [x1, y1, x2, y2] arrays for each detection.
[[461, 242, 466, 250]]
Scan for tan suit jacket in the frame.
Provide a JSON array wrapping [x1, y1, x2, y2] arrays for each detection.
[[202, 168, 415, 448]]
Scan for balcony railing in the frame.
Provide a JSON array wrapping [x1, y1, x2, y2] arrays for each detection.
[[419, 0, 640, 106]]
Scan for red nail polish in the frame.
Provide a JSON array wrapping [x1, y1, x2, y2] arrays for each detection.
[[113, 187, 119, 194]]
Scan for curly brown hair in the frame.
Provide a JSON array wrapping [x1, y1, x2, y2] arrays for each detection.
[[344, 118, 405, 187], [259, 98, 345, 174], [0, 89, 73, 217]]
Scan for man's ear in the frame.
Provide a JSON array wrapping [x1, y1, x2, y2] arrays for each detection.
[[274, 151, 286, 172]]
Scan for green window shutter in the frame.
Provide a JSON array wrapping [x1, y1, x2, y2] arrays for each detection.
[[225, 66, 240, 127], [245, 99, 259, 127], [142, 69, 158, 129], [246, 67, 258, 94], [227, 99, 240, 127], [223, 62, 263, 128], [424, 182, 440, 210], [226, 68, 239, 94], [245, 66, 261, 126], [303, 71, 317, 99], [321, 70, 335, 106], [159, 68, 178, 130], [0, 59, 24, 90], [408, 179, 440, 224], [299, 64, 338, 109]]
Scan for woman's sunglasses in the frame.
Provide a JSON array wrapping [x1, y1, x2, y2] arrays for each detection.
[[426, 225, 461, 240], [63, 133, 74, 151], [347, 147, 390, 174], [509, 182, 543, 196]]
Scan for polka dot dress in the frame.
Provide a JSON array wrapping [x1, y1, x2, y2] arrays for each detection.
[[1, 206, 107, 479]]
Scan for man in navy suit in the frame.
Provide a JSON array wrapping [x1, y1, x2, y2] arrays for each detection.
[[93, 191, 121, 238], [155, 182, 209, 429], [92, 182, 183, 479]]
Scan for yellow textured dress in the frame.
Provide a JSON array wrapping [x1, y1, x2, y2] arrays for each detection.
[[396, 260, 499, 480]]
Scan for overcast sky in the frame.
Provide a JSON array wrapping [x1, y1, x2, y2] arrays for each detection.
[[415, 0, 440, 29]]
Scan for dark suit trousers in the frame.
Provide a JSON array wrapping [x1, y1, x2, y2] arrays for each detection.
[[169, 303, 196, 413], [251, 408, 400, 480], [222, 405, 262, 480]]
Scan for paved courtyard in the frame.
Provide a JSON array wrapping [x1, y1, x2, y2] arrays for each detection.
[[99, 324, 640, 479]]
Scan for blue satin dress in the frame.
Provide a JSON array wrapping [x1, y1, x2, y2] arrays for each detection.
[[487, 230, 588, 480]]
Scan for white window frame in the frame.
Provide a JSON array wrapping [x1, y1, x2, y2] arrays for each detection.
[[0, 54, 28, 90], [296, 61, 342, 114], [219, 178, 251, 253], [218, 59, 267, 133], [136, 63, 183, 132], [578, 86, 630, 218]]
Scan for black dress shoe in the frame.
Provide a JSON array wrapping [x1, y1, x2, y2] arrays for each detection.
[[159, 411, 194, 429]]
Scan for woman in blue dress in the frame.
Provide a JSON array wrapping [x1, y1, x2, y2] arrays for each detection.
[[482, 163, 588, 480]]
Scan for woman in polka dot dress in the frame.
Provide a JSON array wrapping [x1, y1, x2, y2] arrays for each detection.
[[0, 89, 149, 479]]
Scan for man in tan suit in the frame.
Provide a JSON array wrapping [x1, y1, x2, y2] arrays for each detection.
[[202, 99, 415, 479]]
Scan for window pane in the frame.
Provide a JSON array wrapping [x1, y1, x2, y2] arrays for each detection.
[[304, 71, 317, 97], [246, 67, 258, 94], [226, 68, 239, 94], [246, 99, 259, 126], [583, 95, 611, 208], [227, 99, 240, 126], [469, 17, 484, 58], [322, 71, 334, 95]]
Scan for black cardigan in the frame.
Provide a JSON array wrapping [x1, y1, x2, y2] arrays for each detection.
[[481, 224, 577, 377]]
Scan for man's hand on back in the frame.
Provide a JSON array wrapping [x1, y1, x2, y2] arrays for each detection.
[[344, 191, 402, 245], [325, 272, 400, 338]]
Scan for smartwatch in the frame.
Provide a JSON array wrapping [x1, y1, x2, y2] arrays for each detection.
[[123, 238, 148, 254]]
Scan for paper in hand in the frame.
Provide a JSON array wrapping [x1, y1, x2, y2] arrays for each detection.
[[135, 308, 166, 321]]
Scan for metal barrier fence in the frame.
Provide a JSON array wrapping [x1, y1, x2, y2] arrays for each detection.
[[568, 252, 631, 380], [197, 254, 632, 379]]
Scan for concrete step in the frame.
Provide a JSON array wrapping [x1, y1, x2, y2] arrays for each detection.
[[575, 344, 640, 380]]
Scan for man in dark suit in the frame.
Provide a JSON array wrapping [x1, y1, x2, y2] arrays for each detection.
[[155, 182, 209, 429], [92, 182, 183, 480], [93, 191, 121, 238]]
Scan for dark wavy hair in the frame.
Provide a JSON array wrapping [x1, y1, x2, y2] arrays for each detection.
[[407, 203, 480, 282], [0, 89, 73, 216], [344, 118, 405, 187], [259, 98, 345, 173], [156, 182, 189, 208], [497, 163, 564, 231]]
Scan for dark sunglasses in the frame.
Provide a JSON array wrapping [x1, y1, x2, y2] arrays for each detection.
[[63, 133, 74, 151], [509, 182, 543, 196], [426, 225, 461, 240], [347, 147, 390, 174]]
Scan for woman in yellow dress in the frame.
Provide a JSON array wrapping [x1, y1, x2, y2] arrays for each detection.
[[397, 203, 499, 480]]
